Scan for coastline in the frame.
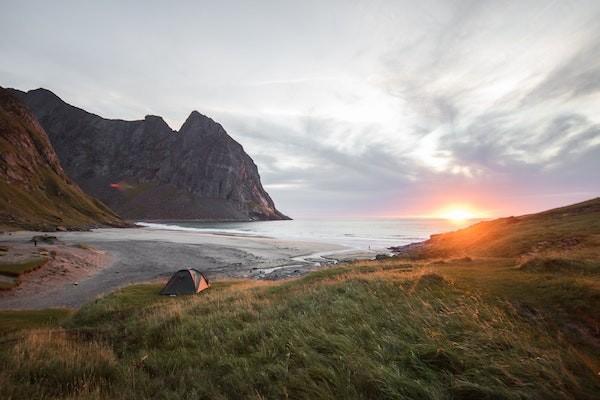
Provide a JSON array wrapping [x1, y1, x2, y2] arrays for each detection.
[[0, 227, 376, 309]]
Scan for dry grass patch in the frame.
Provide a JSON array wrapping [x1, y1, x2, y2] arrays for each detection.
[[2, 329, 119, 398]]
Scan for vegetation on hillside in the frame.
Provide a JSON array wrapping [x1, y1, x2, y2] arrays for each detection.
[[394, 197, 600, 258], [1, 260, 599, 399]]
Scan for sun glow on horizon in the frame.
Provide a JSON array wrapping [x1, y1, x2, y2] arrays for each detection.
[[435, 204, 486, 223]]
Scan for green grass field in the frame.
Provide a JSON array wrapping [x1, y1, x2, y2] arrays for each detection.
[[0, 260, 598, 399], [0, 309, 73, 336]]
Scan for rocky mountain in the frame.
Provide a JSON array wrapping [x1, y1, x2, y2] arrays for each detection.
[[0, 87, 125, 230], [10, 88, 289, 221]]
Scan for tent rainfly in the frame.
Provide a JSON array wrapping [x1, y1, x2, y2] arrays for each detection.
[[160, 269, 210, 296]]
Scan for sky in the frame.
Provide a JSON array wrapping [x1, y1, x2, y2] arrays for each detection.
[[1, 0, 599, 218]]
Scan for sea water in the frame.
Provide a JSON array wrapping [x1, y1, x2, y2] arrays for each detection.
[[137, 218, 477, 251]]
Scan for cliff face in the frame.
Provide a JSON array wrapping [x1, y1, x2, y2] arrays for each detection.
[[11, 88, 289, 221], [0, 87, 125, 230]]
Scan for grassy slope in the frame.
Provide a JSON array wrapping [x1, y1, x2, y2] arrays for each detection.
[[0, 309, 73, 336], [0, 265, 599, 399], [394, 198, 600, 362], [399, 197, 600, 258], [0, 172, 123, 231], [0, 198, 599, 399]]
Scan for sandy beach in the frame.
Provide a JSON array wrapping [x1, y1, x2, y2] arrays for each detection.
[[0, 227, 374, 309]]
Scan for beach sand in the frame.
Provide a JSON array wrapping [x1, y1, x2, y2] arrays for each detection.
[[0, 227, 374, 309]]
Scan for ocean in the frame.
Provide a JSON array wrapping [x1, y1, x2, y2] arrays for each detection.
[[137, 218, 476, 251]]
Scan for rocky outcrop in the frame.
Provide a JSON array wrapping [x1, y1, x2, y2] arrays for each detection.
[[0, 87, 125, 230], [11, 88, 289, 221]]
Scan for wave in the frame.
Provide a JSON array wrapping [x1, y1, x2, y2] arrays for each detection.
[[135, 222, 262, 236], [135, 220, 432, 250]]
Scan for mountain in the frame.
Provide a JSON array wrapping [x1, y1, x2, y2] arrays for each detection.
[[392, 197, 600, 258], [0, 87, 125, 230], [10, 88, 289, 221]]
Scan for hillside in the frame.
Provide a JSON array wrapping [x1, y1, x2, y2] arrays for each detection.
[[392, 197, 600, 258], [10, 88, 288, 221], [0, 88, 125, 231], [1, 264, 598, 399]]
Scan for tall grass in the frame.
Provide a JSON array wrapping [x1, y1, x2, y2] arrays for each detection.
[[1, 263, 598, 399]]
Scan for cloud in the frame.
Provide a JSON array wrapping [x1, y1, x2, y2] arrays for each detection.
[[1, 0, 599, 216], [525, 36, 600, 102]]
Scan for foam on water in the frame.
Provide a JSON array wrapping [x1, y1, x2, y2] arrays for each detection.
[[136, 218, 476, 251]]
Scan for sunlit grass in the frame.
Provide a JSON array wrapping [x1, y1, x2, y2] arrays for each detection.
[[0, 309, 73, 336], [1, 260, 598, 399]]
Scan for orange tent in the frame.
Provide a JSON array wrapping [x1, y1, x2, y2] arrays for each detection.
[[160, 269, 210, 295]]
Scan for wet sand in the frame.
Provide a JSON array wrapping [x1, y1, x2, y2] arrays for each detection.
[[0, 228, 374, 309]]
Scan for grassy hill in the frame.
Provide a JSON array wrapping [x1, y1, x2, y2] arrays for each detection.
[[0, 88, 125, 231], [0, 198, 598, 399], [394, 197, 600, 258]]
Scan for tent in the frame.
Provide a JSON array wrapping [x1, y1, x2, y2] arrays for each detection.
[[160, 269, 210, 295]]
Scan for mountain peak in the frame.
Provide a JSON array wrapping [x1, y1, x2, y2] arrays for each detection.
[[183, 110, 213, 124], [27, 88, 64, 104], [179, 110, 223, 135]]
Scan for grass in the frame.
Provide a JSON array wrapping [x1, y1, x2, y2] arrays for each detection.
[[518, 257, 600, 275], [0, 257, 49, 278], [0, 262, 599, 399], [0, 309, 73, 336], [417, 257, 600, 358], [0, 173, 124, 231]]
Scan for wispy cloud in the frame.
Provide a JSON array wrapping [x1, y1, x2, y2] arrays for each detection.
[[1, 0, 598, 216]]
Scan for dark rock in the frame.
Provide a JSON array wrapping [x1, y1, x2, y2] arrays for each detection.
[[10, 88, 289, 221], [31, 235, 59, 244]]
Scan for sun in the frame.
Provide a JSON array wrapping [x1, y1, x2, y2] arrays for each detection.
[[436, 205, 482, 223]]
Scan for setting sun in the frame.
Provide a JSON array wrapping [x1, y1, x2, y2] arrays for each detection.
[[435, 205, 484, 223]]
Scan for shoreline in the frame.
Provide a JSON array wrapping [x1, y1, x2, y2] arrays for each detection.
[[0, 227, 377, 310]]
